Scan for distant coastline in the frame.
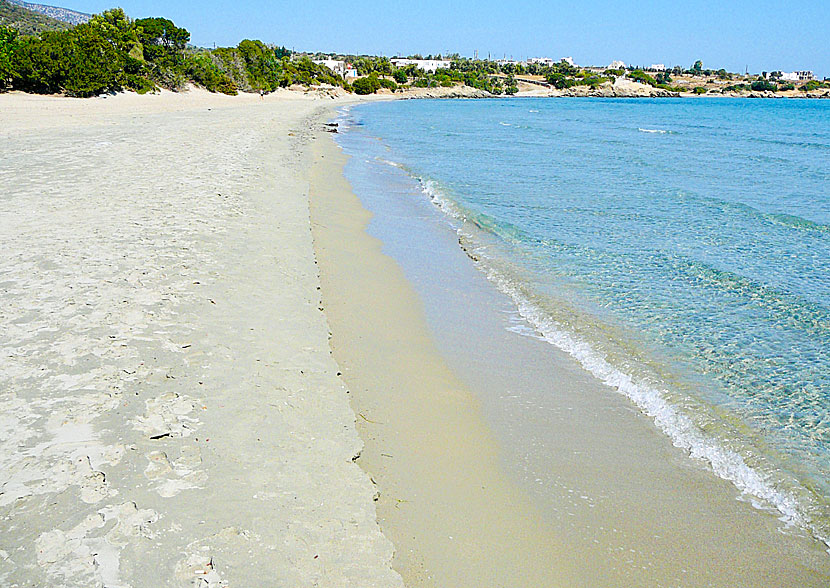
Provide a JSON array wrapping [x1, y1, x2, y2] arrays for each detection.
[[1, 4, 827, 100]]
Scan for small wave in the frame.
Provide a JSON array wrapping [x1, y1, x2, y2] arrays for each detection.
[[481, 266, 817, 539], [528, 109, 539, 113], [376, 158, 403, 168], [407, 171, 826, 547], [639, 128, 670, 134], [417, 177, 465, 221], [500, 122, 512, 126]]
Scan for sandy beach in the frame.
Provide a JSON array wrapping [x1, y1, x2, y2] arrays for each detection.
[[3, 87, 829, 588], [0, 89, 402, 587]]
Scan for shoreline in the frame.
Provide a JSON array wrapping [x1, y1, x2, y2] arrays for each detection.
[[3, 81, 828, 113], [322, 99, 830, 586], [308, 120, 578, 586]]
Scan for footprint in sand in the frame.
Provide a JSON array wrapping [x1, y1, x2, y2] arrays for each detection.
[[144, 445, 206, 497]]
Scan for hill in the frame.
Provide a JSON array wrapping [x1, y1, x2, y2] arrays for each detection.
[[0, 0, 71, 34], [6, 0, 88, 26]]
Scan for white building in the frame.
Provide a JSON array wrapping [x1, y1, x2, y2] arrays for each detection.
[[780, 70, 815, 82], [344, 63, 358, 78], [527, 57, 556, 66], [561, 56, 575, 66], [608, 60, 626, 69], [390, 59, 452, 73], [649, 63, 666, 71], [313, 59, 346, 76]]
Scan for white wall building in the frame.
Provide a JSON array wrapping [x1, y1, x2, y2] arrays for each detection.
[[390, 59, 452, 73], [648, 63, 666, 71], [312, 59, 346, 76], [527, 57, 555, 66], [608, 60, 626, 69], [780, 70, 815, 82], [561, 56, 575, 66]]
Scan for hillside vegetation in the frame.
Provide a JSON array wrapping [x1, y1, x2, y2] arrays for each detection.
[[1, 5, 822, 98], [0, 0, 69, 35], [0, 8, 346, 96]]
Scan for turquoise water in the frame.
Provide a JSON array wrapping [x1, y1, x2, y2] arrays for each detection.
[[336, 97, 830, 545]]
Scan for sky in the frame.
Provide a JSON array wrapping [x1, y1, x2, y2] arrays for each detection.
[[67, 1, 828, 78]]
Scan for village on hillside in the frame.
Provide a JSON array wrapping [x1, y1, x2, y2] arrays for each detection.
[[1, 0, 828, 98]]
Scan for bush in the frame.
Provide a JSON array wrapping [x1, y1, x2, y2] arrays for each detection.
[[378, 77, 397, 91], [751, 79, 777, 92], [185, 52, 237, 94], [577, 75, 608, 87], [628, 69, 658, 87], [800, 80, 825, 92], [392, 69, 407, 84], [546, 72, 577, 88], [693, 86, 707, 94], [352, 75, 380, 94]]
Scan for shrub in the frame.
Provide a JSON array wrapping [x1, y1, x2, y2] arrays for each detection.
[[545, 72, 577, 88], [628, 69, 658, 87], [800, 80, 825, 92], [378, 77, 397, 91], [352, 75, 380, 94], [185, 52, 237, 94], [693, 86, 707, 94], [751, 79, 776, 92], [392, 69, 407, 84]]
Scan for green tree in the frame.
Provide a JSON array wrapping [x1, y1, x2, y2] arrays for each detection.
[[751, 79, 776, 92], [393, 69, 407, 84], [0, 25, 18, 90], [692, 60, 703, 73], [352, 75, 380, 94]]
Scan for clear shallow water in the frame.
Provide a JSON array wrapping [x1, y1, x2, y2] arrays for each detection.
[[336, 97, 830, 545]]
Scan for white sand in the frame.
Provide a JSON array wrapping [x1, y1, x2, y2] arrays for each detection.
[[0, 88, 402, 587]]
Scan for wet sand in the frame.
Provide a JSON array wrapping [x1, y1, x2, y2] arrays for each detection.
[[309, 130, 578, 586]]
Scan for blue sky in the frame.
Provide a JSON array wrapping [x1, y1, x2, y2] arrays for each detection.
[[68, 1, 827, 77]]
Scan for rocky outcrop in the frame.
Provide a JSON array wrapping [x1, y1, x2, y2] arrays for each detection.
[[400, 85, 493, 99], [6, 0, 89, 25]]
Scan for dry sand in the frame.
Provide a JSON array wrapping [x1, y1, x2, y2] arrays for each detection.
[[0, 88, 402, 587]]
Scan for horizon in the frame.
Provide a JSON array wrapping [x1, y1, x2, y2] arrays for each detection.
[[54, 0, 828, 79]]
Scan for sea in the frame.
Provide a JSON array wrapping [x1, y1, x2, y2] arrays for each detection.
[[333, 97, 830, 549]]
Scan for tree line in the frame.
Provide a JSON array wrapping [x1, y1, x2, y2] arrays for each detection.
[[2, 8, 825, 98], [0, 8, 345, 97]]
